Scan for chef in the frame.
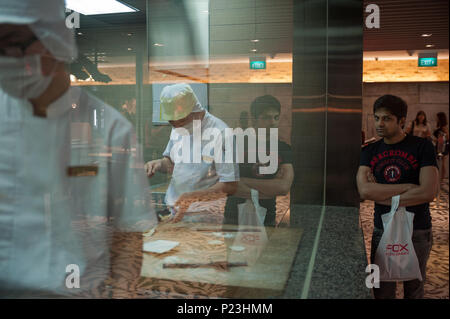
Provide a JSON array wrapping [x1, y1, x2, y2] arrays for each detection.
[[0, 0, 155, 297], [145, 83, 239, 222]]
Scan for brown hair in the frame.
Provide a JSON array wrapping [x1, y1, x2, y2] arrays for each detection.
[[414, 110, 427, 126]]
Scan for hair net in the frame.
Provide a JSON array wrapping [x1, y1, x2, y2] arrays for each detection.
[[0, 0, 77, 62], [160, 83, 203, 121]]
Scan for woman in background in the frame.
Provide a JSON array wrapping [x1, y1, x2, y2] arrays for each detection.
[[406, 110, 432, 139], [433, 112, 449, 185]]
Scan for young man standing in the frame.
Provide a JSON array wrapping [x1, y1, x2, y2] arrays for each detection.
[[223, 95, 294, 227], [357, 95, 439, 299]]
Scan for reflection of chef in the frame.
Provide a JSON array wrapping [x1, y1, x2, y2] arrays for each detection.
[[145, 84, 238, 222], [0, 0, 155, 297]]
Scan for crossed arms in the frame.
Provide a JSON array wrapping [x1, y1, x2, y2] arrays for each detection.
[[233, 163, 294, 199], [356, 165, 439, 207]]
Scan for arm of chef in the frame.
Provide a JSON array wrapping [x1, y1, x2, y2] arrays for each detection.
[[107, 122, 157, 231], [170, 139, 239, 222]]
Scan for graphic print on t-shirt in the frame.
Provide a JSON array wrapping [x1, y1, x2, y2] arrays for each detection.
[[384, 165, 401, 182], [369, 149, 419, 183], [360, 135, 438, 230]]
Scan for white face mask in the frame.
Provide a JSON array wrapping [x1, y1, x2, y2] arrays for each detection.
[[0, 55, 53, 99]]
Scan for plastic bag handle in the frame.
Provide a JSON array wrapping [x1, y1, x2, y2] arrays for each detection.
[[391, 195, 400, 213], [250, 189, 260, 208]]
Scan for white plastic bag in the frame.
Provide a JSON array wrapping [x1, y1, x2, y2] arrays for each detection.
[[374, 195, 423, 282], [238, 189, 267, 226], [230, 189, 268, 266]]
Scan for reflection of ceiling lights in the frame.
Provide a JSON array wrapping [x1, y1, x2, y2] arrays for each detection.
[[250, 39, 259, 43], [426, 44, 435, 48], [421, 33, 432, 37], [153, 43, 164, 47], [65, 0, 138, 15], [251, 49, 258, 52]]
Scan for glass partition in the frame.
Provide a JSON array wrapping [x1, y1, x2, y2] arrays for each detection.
[[0, 0, 366, 299]]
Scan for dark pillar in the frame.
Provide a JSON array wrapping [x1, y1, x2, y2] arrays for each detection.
[[290, 0, 363, 208]]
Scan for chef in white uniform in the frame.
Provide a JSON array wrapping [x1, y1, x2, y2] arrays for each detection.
[[0, 0, 155, 297], [145, 84, 238, 222]]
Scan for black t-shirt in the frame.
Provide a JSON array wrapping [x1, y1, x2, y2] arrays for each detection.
[[224, 140, 293, 226], [360, 135, 437, 230]]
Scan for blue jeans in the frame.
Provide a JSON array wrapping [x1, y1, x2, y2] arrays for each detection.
[[370, 227, 433, 299]]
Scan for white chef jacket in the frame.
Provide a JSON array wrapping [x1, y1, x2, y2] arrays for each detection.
[[163, 111, 239, 206], [0, 86, 155, 297]]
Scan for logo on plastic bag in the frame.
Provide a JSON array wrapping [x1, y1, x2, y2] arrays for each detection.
[[385, 243, 409, 256]]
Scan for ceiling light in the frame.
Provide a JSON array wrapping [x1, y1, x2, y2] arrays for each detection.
[[421, 33, 432, 37], [65, 0, 138, 15], [425, 44, 435, 48], [251, 49, 258, 52], [153, 43, 164, 47], [250, 39, 259, 43], [127, 47, 133, 51]]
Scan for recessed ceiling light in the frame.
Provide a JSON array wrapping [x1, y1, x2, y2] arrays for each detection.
[[421, 33, 432, 37], [127, 47, 133, 51], [251, 49, 258, 52], [250, 39, 259, 43], [425, 44, 435, 48], [66, 0, 138, 15], [77, 32, 83, 35], [153, 43, 164, 47]]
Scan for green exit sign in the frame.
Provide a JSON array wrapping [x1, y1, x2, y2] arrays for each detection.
[[249, 57, 266, 70], [418, 57, 437, 67]]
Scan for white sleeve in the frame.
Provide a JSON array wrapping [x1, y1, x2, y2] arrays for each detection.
[[108, 121, 157, 231], [215, 131, 239, 183], [162, 129, 175, 158]]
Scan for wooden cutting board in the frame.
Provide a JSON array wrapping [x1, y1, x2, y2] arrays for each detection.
[[140, 222, 302, 291]]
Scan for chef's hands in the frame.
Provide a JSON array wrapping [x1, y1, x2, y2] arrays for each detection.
[[145, 159, 162, 178], [171, 193, 196, 223]]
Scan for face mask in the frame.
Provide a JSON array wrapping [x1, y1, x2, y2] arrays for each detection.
[[0, 55, 53, 99]]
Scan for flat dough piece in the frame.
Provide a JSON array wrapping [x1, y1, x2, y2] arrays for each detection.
[[208, 240, 223, 245], [143, 240, 179, 254]]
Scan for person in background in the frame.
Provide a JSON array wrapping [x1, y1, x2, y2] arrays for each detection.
[[145, 83, 238, 222], [433, 112, 449, 185], [357, 94, 439, 299], [405, 110, 432, 139], [0, 0, 155, 297], [223, 95, 294, 227]]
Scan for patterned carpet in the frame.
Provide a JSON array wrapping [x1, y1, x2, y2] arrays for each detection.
[[359, 179, 449, 299]]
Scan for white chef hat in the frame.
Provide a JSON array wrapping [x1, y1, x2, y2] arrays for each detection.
[[160, 83, 203, 121], [0, 0, 77, 62]]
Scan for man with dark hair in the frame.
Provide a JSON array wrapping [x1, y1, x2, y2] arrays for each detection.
[[373, 94, 408, 120], [357, 94, 439, 299], [250, 94, 281, 119], [223, 95, 294, 227]]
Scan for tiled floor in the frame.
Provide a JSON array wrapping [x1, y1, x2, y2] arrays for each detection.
[[359, 179, 449, 299]]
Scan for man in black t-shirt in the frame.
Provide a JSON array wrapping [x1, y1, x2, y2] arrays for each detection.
[[357, 95, 439, 299], [223, 95, 294, 226]]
